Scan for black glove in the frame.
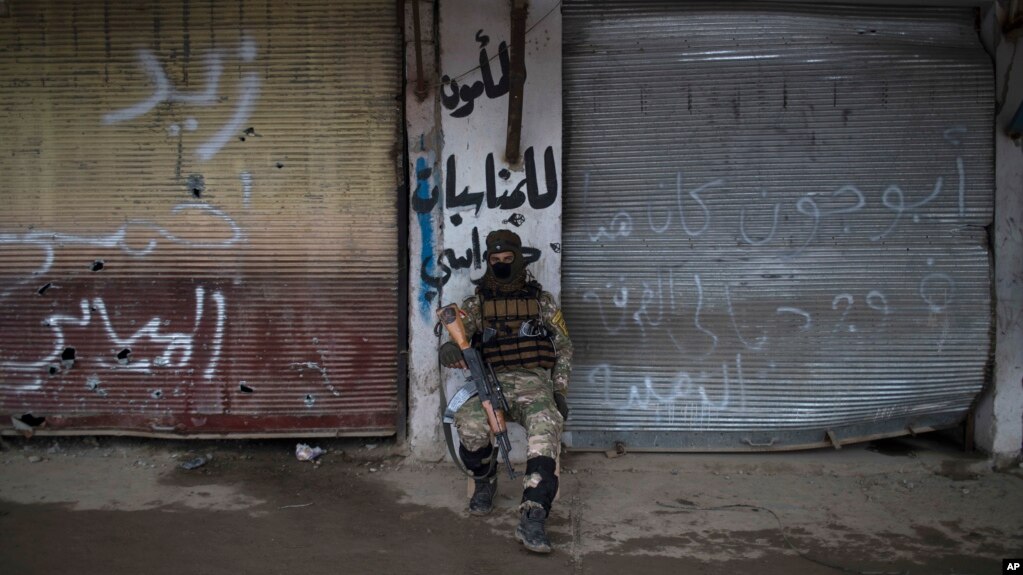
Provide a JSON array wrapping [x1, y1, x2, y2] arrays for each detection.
[[554, 391, 570, 421], [439, 341, 465, 368]]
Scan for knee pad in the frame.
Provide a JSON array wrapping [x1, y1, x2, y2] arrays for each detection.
[[520, 455, 559, 512], [459, 443, 495, 478]]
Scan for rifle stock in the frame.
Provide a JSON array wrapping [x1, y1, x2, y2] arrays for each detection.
[[437, 303, 517, 479]]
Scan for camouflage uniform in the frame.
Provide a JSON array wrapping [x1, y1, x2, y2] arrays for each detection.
[[441, 228, 571, 554], [453, 290, 573, 463]]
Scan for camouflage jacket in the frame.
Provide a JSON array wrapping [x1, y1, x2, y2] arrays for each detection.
[[460, 289, 573, 395]]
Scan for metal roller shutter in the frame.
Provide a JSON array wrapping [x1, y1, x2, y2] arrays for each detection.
[[0, 0, 402, 436], [562, 1, 993, 450]]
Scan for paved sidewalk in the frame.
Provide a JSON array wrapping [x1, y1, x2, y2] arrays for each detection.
[[0, 433, 1020, 574]]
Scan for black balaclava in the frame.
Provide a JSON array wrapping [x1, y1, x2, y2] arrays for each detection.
[[482, 229, 527, 293]]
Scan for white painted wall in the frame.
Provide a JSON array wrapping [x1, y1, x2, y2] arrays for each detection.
[[437, 0, 562, 297], [406, 0, 446, 461], [407, 0, 562, 461], [976, 4, 1023, 467]]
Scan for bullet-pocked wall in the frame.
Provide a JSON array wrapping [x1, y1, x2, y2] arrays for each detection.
[[406, 0, 562, 460], [0, 0, 403, 436]]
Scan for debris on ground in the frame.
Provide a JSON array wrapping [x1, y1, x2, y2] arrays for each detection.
[[604, 441, 627, 459], [295, 443, 326, 462], [179, 456, 208, 470]]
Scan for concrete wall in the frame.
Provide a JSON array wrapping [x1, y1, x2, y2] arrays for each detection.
[[406, 0, 562, 461], [976, 3, 1023, 467], [405, 0, 445, 460]]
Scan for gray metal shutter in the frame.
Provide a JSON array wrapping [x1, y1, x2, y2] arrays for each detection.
[[0, 0, 401, 437], [562, 1, 993, 450]]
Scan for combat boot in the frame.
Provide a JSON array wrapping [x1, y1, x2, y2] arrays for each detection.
[[460, 443, 497, 515], [515, 505, 552, 553], [468, 473, 497, 516]]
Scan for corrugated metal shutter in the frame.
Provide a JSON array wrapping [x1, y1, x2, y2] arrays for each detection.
[[0, 0, 402, 436], [561, 1, 993, 450]]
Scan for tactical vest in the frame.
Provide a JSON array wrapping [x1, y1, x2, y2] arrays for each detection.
[[478, 284, 557, 371]]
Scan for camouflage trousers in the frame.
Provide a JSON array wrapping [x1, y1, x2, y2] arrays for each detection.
[[454, 366, 564, 461]]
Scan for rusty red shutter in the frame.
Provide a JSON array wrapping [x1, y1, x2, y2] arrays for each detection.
[[0, 0, 401, 436]]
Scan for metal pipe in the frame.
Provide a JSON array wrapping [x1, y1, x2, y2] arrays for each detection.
[[412, 0, 428, 101], [505, 0, 528, 164]]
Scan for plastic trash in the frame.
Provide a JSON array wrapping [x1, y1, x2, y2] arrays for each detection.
[[180, 456, 208, 470], [295, 443, 326, 462]]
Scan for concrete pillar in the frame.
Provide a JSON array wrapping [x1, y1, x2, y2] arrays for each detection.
[[405, 0, 446, 462], [975, 5, 1023, 468], [405, 0, 563, 461]]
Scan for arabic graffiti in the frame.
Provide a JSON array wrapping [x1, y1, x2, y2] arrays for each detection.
[[419, 225, 542, 291], [414, 155, 441, 318], [576, 257, 969, 425], [412, 142, 559, 311], [413, 146, 558, 216], [586, 354, 747, 425], [569, 128, 977, 424], [0, 203, 244, 301], [583, 138, 967, 258], [2, 287, 226, 392], [102, 36, 261, 161], [440, 30, 517, 118], [416, 21, 560, 318], [0, 37, 263, 395]]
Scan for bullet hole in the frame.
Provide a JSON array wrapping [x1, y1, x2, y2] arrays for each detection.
[[116, 348, 132, 365], [48, 365, 59, 376], [304, 394, 315, 407], [239, 136, 246, 142], [276, 162, 284, 169], [239, 383, 254, 393], [91, 260, 105, 272], [16, 413, 46, 427], [186, 173, 205, 198], [61, 347, 76, 369], [450, 213, 463, 226], [498, 168, 512, 180], [37, 282, 53, 295], [85, 374, 105, 396], [243, 127, 259, 137], [151, 390, 163, 399]]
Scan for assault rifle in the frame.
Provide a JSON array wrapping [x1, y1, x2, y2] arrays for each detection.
[[437, 303, 517, 479]]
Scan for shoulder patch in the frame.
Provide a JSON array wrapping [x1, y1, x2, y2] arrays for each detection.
[[550, 309, 569, 336]]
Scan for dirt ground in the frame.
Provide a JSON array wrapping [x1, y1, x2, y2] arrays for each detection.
[[0, 432, 1020, 575]]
